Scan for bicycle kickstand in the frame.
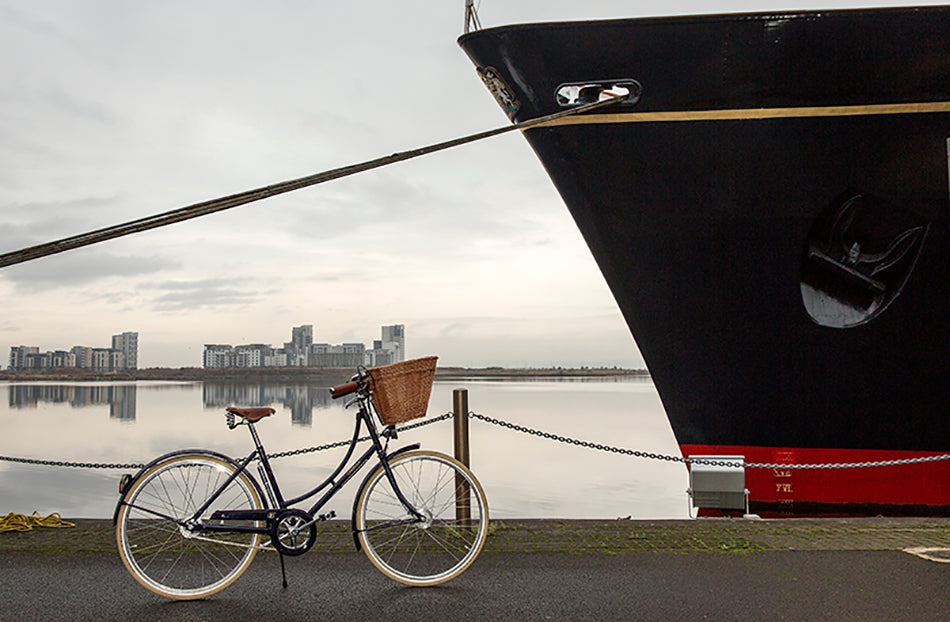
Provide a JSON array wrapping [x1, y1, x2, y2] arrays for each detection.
[[279, 553, 289, 589]]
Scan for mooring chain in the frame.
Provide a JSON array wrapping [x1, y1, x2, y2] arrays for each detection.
[[0, 412, 453, 468], [3, 409, 947, 470], [468, 412, 687, 464], [467, 412, 950, 470], [0, 455, 146, 470], [267, 412, 452, 459]]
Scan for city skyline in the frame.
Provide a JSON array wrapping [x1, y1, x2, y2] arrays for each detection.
[[9, 331, 138, 372], [203, 323, 405, 369], [6, 324, 407, 371]]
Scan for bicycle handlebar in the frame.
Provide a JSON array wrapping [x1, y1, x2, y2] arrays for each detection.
[[329, 380, 359, 399]]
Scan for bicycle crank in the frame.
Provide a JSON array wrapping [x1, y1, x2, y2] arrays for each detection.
[[269, 509, 316, 556]]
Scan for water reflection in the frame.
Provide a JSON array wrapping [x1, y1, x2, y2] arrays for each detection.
[[202, 383, 336, 426], [8, 384, 138, 421], [0, 378, 689, 520], [6, 382, 342, 427]]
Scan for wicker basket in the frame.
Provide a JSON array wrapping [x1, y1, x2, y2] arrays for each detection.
[[367, 356, 438, 425]]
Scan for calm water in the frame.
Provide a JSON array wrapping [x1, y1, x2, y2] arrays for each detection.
[[0, 378, 689, 519]]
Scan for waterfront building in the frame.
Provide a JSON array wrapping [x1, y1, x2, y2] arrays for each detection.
[[91, 348, 115, 372], [264, 351, 288, 367], [310, 343, 366, 368], [51, 350, 75, 368], [381, 324, 405, 362], [292, 325, 313, 350], [203, 344, 234, 368], [25, 351, 50, 370], [112, 332, 138, 369], [366, 341, 395, 367], [234, 344, 268, 368], [9, 346, 38, 370], [71, 346, 93, 368]]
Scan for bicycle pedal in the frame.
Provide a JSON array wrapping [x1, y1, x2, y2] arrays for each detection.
[[318, 510, 336, 521]]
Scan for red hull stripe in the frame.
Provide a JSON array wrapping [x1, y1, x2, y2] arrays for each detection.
[[682, 445, 950, 506]]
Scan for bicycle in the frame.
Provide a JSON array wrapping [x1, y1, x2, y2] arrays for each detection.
[[113, 356, 489, 600]]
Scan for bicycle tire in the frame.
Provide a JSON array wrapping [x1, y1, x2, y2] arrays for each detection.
[[115, 451, 263, 599], [354, 450, 488, 586]]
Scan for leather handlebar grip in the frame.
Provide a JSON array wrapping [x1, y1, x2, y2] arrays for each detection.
[[330, 380, 359, 399]]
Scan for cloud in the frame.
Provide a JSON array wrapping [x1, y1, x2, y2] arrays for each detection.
[[147, 278, 265, 312], [0, 250, 174, 291], [0, 196, 123, 242]]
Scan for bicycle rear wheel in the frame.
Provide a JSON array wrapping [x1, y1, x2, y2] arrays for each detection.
[[116, 451, 263, 600], [355, 450, 488, 586]]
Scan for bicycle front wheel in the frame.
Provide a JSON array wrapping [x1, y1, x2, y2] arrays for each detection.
[[116, 451, 263, 600], [355, 450, 489, 586]]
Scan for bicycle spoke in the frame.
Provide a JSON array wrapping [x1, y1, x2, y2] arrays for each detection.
[[356, 451, 487, 586], [117, 453, 262, 599]]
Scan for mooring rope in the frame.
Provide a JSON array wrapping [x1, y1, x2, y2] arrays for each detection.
[[0, 96, 621, 269], [0, 511, 75, 532]]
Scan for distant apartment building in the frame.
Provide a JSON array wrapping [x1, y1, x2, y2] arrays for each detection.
[[71, 346, 93, 368], [366, 342, 392, 367], [8, 332, 138, 372], [381, 324, 405, 363], [292, 325, 313, 351], [112, 332, 138, 369], [234, 344, 268, 368], [91, 348, 115, 372], [310, 343, 366, 367], [202, 324, 404, 369], [9, 346, 38, 370], [203, 344, 233, 368]]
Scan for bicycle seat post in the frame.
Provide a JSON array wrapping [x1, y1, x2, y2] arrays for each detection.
[[246, 420, 265, 453]]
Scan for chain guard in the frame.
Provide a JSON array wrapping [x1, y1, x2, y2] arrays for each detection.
[[269, 509, 316, 556]]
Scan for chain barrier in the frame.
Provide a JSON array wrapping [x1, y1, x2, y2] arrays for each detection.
[[0, 412, 454, 469], [468, 412, 950, 470], [267, 412, 452, 460], [0, 455, 146, 470], [2, 409, 947, 471]]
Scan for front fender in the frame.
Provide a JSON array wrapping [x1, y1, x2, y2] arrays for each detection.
[[349, 443, 421, 551], [112, 449, 254, 526]]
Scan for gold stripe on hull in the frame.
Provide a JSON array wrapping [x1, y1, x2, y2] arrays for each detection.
[[531, 101, 950, 127]]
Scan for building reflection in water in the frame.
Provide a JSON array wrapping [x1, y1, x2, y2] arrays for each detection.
[[202, 383, 333, 426], [8, 384, 138, 421], [6, 382, 334, 427]]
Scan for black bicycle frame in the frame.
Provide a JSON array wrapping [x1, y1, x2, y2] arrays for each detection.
[[191, 399, 425, 535]]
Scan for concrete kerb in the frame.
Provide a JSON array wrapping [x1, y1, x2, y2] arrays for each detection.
[[2, 517, 949, 556]]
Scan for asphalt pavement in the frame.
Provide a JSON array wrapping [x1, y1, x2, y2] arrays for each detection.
[[1, 518, 948, 621]]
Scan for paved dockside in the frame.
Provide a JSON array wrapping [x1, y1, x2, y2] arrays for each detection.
[[2, 518, 948, 621], [3, 516, 950, 555]]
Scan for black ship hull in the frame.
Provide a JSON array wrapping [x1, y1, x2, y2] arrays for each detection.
[[460, 6, 950, 511]]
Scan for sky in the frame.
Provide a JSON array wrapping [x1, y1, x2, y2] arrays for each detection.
[[0, 0, 939, 369]]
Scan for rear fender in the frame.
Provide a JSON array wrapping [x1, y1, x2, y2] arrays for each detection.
[[112, 449, 259, 525]]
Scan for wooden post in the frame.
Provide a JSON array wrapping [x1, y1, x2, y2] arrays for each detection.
[[453, 388, 471, 525]]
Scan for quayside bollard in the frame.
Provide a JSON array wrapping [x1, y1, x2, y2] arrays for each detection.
[[453, 388, 472, 525]]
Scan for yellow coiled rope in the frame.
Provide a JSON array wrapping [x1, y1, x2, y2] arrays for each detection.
[[0, 511, 75, 533]]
